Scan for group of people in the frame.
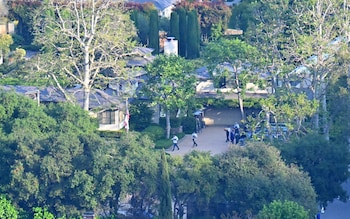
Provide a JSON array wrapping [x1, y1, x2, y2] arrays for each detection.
[[171, 132, 198, 151], [171, 122, 247, 152], [224, 122, 247, 146]]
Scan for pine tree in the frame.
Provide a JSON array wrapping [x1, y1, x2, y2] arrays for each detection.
[[149, 10, 159, 54], [158, 150, 172, 219]]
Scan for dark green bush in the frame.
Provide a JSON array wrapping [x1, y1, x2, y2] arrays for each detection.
[[129, 100, 154, 132], [142, 125, 165, 141], [159, 116, 182, 128], [182, 116, 196, 134], [171, 117, 182, 127]]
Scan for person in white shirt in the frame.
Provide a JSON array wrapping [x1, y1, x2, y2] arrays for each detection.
[[172, 135, 179, 151], [224, 127, 231, 142], [192, 132, 198, 147]]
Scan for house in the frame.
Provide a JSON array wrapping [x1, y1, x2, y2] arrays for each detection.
[[0, 85, 127, 132], [128, 0, 178, 18]]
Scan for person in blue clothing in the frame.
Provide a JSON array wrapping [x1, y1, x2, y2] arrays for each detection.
[[230, 129, 235, 144], [316, 211, 321, 219]]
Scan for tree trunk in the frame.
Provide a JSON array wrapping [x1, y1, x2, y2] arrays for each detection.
[[321, 80, 329, 140], [83, 46, 90, 111], [312, 74, 319, 130], [238, 92, 245, 121], [234, 65, 245, 121], [166, 109, 171, 139]]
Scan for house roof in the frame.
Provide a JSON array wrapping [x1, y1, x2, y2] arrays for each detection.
[[128, 0, 177, 10], [0, 85, 121, 110]]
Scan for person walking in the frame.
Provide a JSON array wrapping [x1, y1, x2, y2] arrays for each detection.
[[192, 132, 198, 147], [172, 135, 179, 151]]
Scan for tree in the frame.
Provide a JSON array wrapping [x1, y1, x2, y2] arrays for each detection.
[[0, 195, 18, 219], [158, 150, 172, 219], [275, 133, 350, 205], [0, 34, 13, 64], [229, 0, 257, 32], [130, 10, 150, 45], [129, 100, 154, 131], [174, 1, 231, 43], [202, 38, 260, 121], [287, 0, 350, 140], [143, 55, 196, 138], [248, 0, 350, 140], [32, 0, 138, 110], [149, 9, 159, 54], [0, 92, 159, 217], [8, 1, 39, 46], [256, 200, 309, 219], [214, 142, 317, 218], [32, 207, 55, 219], [169, 12, 180, 40], [170, 151, 219, 218], [186, 10, 200, 59], [177, 8, 187, 57]]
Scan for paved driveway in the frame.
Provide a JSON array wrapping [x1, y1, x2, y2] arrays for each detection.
[[166, 125, 235, 156], [321, 179, 350, 219]]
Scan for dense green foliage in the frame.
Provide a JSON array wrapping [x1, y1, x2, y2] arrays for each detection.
[[0, 92, 158, 217], [149, 10, 159, 54], [186, 10, 200, 59], [275, 134, 350, 205], [129, 100, 154, 131], [158, 151, 172, 219], [143, 55, 196, 138], [177, 8, 188, 57], [169, 143, 317, 218], [256, 200, 309, 219], [169, 12, 180, 40], [0, 195, 18, 219]]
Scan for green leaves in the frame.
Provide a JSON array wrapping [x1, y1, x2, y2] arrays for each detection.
[[0, 196, 18, 219], [144, 55, 196, 111], [257, 200, 309, 219]]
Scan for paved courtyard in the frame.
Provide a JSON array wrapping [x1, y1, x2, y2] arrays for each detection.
[[166, 125, 236, 156]]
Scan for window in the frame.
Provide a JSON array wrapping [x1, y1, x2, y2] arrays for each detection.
[[99, 110, 116, 124]]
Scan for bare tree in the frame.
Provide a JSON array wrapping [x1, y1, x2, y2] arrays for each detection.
[[32, 0, 138, 110]]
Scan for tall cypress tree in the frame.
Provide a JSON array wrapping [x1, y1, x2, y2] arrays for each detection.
[[149, 10, 159, 54], [170, 12, 180, 40], [158, 150, 172, 219], [178, 8, 187, 57], [187, 10, 200, 59]]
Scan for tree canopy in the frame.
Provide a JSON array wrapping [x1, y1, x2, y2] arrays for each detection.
[[143, 55, 196, 138]]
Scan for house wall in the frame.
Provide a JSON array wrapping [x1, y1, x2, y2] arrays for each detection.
[[98, 110, 124, 131], [159, 6, 174, 18]]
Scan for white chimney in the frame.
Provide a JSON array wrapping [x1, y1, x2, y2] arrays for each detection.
[[164, 37, 178, 56]]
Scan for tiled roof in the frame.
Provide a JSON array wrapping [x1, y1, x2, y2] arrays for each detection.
[[0, 85, 120, 110], [128, 0, 177, 10]]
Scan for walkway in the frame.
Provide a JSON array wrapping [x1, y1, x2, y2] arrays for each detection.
[[166, 125, 237, 156]]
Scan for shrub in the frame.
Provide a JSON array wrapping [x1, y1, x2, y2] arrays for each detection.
[[129, 101, 154, 131], [159, 116, 182, 128], [171, 117, 182, 127], [143, 125, 165, 141], [182, 116, 196, 134]]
